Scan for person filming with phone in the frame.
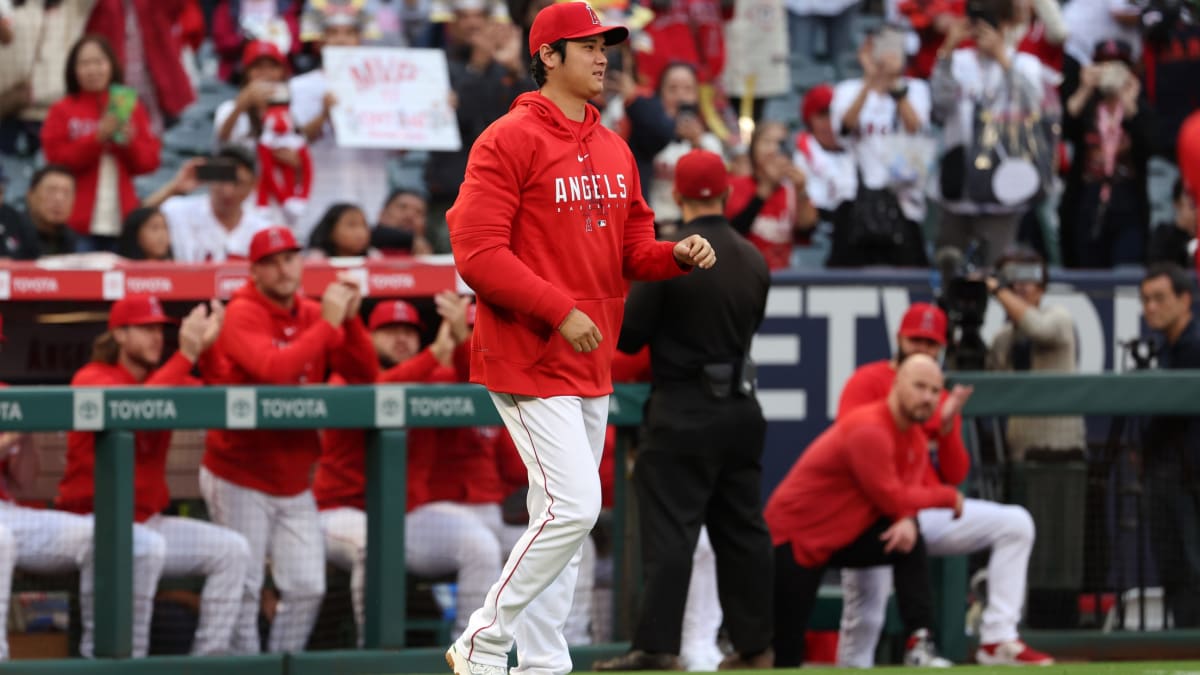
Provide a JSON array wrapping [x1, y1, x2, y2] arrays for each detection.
[[40, 34, 161, 252], [141, 145, 271, 263], [826, 23, 932, 268], [931, 0, 1061, 268]]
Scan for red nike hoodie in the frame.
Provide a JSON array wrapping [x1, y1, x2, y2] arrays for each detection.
[[448, 91, 686, 398], [202, 283, 377, 496]]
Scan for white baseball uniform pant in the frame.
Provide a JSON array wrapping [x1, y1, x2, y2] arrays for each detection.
[[680, 527, 723, 671], [837, 498, 1036, 667], [455, 393, 607, 675], [200, 467, 326, 654], [140, 514, 251, 654], [460, 502, 596, 646], [319, 502, 503, 642]]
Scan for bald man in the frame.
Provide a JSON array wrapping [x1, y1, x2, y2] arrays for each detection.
[[764, 355, 964, 667]]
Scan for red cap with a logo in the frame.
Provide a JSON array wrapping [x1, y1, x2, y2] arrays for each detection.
[[242, 40, 288, 69], [802, 84, 834, 127], [108, 296, 177, 330], [674, 149, 728, 200], [368, 301, 423, 331], [249, 226, 301, 263], [898, 303, 947, 346], [528, 1, 629, 56]]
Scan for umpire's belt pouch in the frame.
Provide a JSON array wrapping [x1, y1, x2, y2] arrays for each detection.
[[701, 363, 734, 400]]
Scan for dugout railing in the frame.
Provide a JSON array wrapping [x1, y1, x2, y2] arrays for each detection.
[[0, 376, 1196, 672]]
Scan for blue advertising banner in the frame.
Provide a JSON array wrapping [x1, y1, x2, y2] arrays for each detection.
[[754, 269, 1148, 496]]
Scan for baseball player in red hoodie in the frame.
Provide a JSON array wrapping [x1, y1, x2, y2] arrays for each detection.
[[62, 296, 251, 656], [314, 296, 499, 644], [445, 3, 716, 674], [765, 354, 964, 667], [835, 303, 1051, 667], [200, 226, 377, 654]]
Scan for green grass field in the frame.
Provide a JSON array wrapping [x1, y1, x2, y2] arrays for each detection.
[[603, 665, 1200, 675]]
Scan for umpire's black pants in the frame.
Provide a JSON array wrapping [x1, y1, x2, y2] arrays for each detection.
[[773, 518, 935, 667], [631, 385, 774, 656]]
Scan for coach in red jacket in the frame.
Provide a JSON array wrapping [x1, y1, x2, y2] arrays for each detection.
[[200, 225, 376, 655], [835, 303, 1049, 667], [41, 35, 161, 243], [445, 4, 716, 674], [62, 296, 250, 657], [765, 354, 963, 667]]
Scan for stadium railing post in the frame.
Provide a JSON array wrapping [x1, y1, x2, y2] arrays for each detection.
[[93, 430, 135, 658], [364, 428, 408, 649]]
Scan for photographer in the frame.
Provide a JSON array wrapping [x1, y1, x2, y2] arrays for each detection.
[[1139, 262, 1200, 626], [985, 250, 1085, 460], [931, 0, 1060, 268], [827, 24, 932, 267], [1060, 39, 1154, 268], [142, 146, 271, 263]]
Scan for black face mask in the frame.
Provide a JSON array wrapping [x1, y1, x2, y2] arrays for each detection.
[[370, 225, 415, 251]]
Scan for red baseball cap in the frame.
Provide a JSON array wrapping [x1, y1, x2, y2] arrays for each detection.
[[898, 303, 947, 346], [368, 300, 423, 331], [108, 296, 177, 330], [528, 1, 629, 57], [802, 84, 834, 127], [249, 226, 301, 263], [242, 40, 288, 70], [674, 149, 728, 200]]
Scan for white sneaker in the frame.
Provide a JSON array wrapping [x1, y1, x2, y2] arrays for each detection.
[[903, 629, 954, 668], [446, 643, 509, 675], [976, 639, 1055, 666]]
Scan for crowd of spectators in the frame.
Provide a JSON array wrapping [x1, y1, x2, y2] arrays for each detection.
[[1, 0, 1197, 272]]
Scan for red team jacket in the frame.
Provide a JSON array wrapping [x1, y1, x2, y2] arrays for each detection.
[[40, 92, 162, 236], [837, 360, 970, 488], [764, 401, 960, 568], [447, 92, 686, 399], [59, 353, 197, 521], [202, 283, 377, 496]]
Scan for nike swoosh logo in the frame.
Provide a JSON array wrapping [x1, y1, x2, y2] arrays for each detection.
[[577, 154, 588, 162]]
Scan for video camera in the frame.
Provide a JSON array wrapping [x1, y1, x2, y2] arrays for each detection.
[[934, 243, 990, 372]]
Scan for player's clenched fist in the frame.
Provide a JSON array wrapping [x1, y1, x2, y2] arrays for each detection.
[[558, 308, 602, 353], [673, 234, 717, 269]]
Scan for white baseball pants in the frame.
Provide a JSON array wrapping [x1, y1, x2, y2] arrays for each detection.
[[680, 527, 723, 671], [319, 502, 503, 642], [141, 514, 251, 655], [200, 467, 326, 654], [837, 498, 1036, 667], [455, 394, 607, 675], [460, 502, 596, 646]]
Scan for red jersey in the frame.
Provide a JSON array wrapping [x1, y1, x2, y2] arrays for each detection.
[[764, 401, 959, 567], [448, 92, 686, 399], [202, 283, 377, 496], [40, 92, 161, 236], [59, 353, 196, 521], [837, 360, 970, 487]]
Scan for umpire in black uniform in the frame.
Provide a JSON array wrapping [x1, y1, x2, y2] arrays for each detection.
[[595, 150, 775, 671]]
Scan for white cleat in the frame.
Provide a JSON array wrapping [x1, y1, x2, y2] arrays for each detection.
[[446, 643, 509, 675]]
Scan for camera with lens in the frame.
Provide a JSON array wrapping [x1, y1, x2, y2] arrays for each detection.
[[935, 244, 990, 371]]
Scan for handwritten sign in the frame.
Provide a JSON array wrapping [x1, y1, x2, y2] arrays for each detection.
[[322, 47, 462, 151]]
